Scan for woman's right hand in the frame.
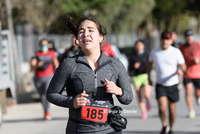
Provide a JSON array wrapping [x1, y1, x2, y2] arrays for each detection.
[[134, 62, 141, 69], [73, 91, 89, 109]]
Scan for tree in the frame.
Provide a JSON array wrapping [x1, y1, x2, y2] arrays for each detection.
[[150, 0, 200, 34], [54, 0, 155, 34], [11, 0, 62, 34], [152, 0, 187, 32], [96, 0, 155, 33], [184, 0, 200, 33]]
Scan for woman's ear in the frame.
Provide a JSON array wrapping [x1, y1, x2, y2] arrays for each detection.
[[99, 38, 102, 42], [99, 36, 104, 42]]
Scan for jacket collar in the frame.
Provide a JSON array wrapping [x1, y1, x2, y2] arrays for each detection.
[[76, 50, 112, 66]]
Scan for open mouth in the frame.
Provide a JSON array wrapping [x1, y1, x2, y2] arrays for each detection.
[[83, 39, 91, 43]]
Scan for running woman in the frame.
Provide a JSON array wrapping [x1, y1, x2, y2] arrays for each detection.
[[179, 30, 200, 119], [147, 31, 186, 134], [30, 39, 59, 120], [128, 39, 151, 119], [46, 15, 133, 134]]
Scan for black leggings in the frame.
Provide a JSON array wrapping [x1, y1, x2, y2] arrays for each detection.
[[108, 131, 122, 134], [34, 75, 53, 112]]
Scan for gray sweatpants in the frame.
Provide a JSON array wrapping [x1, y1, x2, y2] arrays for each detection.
[[34, 74, 53, 113]]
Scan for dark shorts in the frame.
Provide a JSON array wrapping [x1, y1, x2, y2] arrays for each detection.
[[155, 84, 179, 102], [183, 78, 200, 89]]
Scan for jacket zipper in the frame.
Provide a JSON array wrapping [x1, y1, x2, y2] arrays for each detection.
[[94, 73, 97, 96], [93, 60, 112, 96], [78, 59, 112, 96]]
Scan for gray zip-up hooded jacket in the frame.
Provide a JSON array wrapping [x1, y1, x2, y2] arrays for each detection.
[[47, 51, 133, 134]]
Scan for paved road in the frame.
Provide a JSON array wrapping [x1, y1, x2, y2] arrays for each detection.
[[0, 84, 200, 134]]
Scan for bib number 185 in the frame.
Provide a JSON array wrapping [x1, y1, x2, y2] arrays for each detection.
[[81, 106, 108, 123]]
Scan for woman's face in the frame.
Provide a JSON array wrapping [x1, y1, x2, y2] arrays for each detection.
[[40, 40, 49, 52], [135, 41, 144, 52], [77, 20, 102, 52]]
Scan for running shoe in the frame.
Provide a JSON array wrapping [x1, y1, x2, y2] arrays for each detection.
[[168, 131, 174, 134], [196, 97, 200, 106], [160, 126, 168, 134], [45, 112, 52, 120], [141, 111, 147, 119], [188, 111, 196, 119], [146, 101, 151, 111]]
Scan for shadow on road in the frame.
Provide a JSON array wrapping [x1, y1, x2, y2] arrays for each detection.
[[3, 117, 67, 123], [123, 131, 200, 134], [124, 114, 159, 119]]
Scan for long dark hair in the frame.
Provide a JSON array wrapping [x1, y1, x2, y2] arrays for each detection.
[[66, 15, 107, 45], [134, 39, 144, 46]]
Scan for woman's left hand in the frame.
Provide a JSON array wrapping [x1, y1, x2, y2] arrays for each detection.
[[103, 78, 122, 96]]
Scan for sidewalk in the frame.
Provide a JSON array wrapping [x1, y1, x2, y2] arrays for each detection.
[[0, 103, 68, 134], [0, 85, 200, 134]]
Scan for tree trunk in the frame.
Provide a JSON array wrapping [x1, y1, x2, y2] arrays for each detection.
[[197, 15, 200, 34], [5, 0, 23, 102], [1, 1, 8, 30], [146, 15, 154, 51]]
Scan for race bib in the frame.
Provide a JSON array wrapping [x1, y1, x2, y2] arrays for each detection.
[[81, 98, 109, 123]]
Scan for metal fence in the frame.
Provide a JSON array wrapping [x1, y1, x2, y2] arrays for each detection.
[[16, 32, 200, 64], [14, 32, 200, 103]]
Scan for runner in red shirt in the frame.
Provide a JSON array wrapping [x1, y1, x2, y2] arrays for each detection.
[[179, 30, 200, 119], [30, 39, 59, 120], [33, 50, 57, 77]]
